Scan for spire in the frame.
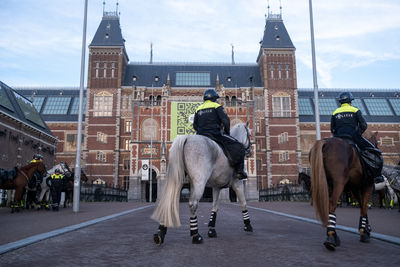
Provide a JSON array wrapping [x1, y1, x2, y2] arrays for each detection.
[[231, 44, 235, 65], [150, 42, 153, 64], [116, 1, 119, 14], [103, 1, 106, 15]]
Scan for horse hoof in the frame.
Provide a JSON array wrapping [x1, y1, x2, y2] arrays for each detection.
[[192, 234, 203, 244], [208, 228, 217, 238], [324, 235, 339, 251], [360, 233, 370, 243], [323, 240, 336, 251], [244, 224, 253, 232], [153, 233, 164, 245]]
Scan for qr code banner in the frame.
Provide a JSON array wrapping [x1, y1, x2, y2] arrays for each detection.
[[170, 102, 201, 141]]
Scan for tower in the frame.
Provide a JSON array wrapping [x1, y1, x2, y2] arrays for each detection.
[[84, 9, 129, 186], [257, 11, 301, 187]]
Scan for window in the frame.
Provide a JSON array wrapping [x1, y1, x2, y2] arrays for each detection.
[[389, 98, 400, 115], [93, 92, 112, 116], [256, 159, 261, 171], [272, 96, 290, 117], [285, 64, 289, 79], [316, 98, 338, 115], [124, 139, 130, 150], [278, 64, 282, 79], [96, 151, 106, 162], [123, 159, 130, 170], [256, 139, 261, 150], [364, 98, 393, 116], [70, 97, 86, 115], [13, 92, 46, 127], [175, 72, 210, 86], [111, 62, 115, 78], [31, 96, 45, 112], [97, 132, 107, 143], [65, 133, 77, 151], [351, 99, 367, 115], [156, 95, 162, 106], [95, 62, 99, 78], [103, 62, 107, 78], [42, 97, 71, 115], [255, 121, 261, 133], [279, 132, 288, 144], [279, 151, 289, 162], [123, 176, 129, 190], [269, 64, 274, 79], [298, 98, 313, 115], [125, 120, 132, 133], [381, 137, 394, 146]]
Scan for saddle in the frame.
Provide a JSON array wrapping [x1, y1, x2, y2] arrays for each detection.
[[203, 134, 244, 168], [336, 136, 383, 182]]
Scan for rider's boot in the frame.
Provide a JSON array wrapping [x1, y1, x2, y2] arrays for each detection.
[[235, 162, 248, 180]]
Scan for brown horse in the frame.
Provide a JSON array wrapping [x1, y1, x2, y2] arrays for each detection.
[[0, 162, 46, 213], [310, 133, 378, 251]]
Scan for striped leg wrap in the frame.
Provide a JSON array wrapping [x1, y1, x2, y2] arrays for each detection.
[[327, 213, 336, 233], [208, 211, 217, 228], [242, 210, 250, 225], [190, 216, 198, 236], [359, 216, 370, 232]]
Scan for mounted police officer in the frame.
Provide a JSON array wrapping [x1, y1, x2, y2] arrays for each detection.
[[48, 168, 64, 211], [30, 154, 44, 202], [193, 89, 247, 180], [331, 92, 384, 183]]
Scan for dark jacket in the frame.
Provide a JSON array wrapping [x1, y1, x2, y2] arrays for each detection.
[[193, 100, 230, 136], [331, 103, 367, 137]]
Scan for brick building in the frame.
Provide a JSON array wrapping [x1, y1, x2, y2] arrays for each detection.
[[14, 10, 400, 202]]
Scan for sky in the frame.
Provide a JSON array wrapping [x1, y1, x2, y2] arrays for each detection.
[[1, 0, 400, 89]]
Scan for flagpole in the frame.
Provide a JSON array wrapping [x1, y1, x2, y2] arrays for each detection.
[[309, 0, 321, 140], [73, 0, 88, 213]]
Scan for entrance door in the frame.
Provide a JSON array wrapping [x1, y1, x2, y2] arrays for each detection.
[[145, 169, 157, 202]]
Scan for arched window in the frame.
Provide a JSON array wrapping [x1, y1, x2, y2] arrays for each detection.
[[156, 95, 162, 106]]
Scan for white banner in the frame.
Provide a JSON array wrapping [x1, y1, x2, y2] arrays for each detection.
[[141, 160, 149, 181]]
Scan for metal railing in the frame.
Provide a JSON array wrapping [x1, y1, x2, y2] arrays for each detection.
[[259, 185, 311, 202], [80, 184, 128, 202]]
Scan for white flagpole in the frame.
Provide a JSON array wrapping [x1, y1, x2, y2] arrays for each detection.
[[73, 0, 88, 213]]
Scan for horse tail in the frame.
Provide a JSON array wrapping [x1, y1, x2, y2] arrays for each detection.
[[310, 139, 329, 226], [151, 135, 187, 227]]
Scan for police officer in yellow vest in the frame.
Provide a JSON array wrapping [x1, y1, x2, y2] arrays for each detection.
[[331, 92, 384, 183], [193, 89, 247, 180], [49, 168, 64, 211]]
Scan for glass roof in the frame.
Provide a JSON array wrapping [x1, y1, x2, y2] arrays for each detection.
[[352, 98, 367, 115], [13, 91, 46, 128], [298, 98, 313, 115], [316, 98, 338, 115], [388, 98, 400, 116], [70, 97, 86, 115], [176, 72, 210, 86], [42, 97, 71, 115], [364, 98, 393, 116], [0, 86, 14, 111], [31, 96, 45, 112]]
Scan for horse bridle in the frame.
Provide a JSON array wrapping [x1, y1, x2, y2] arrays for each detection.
[[244, 126, 252, 158]]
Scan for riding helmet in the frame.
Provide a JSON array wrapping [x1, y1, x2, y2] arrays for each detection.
[[338, 92, 354, 104], [203, 89, 220, 102], [33, 154, 43, 160], [55, 169, 61, 174]]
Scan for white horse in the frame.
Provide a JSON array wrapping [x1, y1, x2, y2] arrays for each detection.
[[37, 162, 72, 208], [152, 122, 253, 245]]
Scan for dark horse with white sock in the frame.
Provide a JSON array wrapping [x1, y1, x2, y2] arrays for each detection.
[[310, 134, 379, 251], [152, 122, 253, 245]]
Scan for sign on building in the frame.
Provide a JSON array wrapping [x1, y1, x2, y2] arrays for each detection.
[[170, 102, 201, 141], [141, 159, 149, 181]]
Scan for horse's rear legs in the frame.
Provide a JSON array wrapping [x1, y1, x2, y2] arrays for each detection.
[[189, 199, 203, 244], [359, 186, 373, 243], [323, 187, 343, 251]]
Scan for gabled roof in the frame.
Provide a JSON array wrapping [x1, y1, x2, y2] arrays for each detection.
[[0, 81, 54, 137], [89, 12, 125, 47], [260, 14, 295, 49], [123, 62, 262, 88]]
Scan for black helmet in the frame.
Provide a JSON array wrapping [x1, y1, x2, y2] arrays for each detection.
[[203, 89, 219, 102], [338, 92, 354, 104], [55, 169, 61, 174], [33, 154, 43, 160]]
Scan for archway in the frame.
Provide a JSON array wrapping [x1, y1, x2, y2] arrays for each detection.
[[145, 168, 157, 202]]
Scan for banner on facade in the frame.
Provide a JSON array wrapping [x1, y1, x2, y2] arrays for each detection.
[[170, 102, 201, 141], [141, 159, 149, 181]]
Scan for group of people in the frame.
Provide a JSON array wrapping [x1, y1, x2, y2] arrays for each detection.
[[31, 154, 65, 211], [193, 89, 383, 184]]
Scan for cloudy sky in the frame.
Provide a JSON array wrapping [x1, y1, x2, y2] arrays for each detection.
[[1, 0, 400, 89]]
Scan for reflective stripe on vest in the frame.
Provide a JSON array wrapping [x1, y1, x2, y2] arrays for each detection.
[[332, 103, 359, 115], [195, 100, 221, 112], [51, 174, 63, 179]]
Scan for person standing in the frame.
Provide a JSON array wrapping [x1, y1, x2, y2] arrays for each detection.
[[49, 168, 64, 211]]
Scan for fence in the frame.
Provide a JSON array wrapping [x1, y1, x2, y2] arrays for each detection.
[[259, 185, 310, 202], [80, 184, 128, 202]]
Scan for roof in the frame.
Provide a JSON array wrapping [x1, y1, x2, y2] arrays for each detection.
[[123, 62, 262, 88], [13, 86, 400, 124], [89, 12, 125, 47], [260, 14, 295, 49], [0, 81, 55, 137], [298, 89, 400, 123]]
